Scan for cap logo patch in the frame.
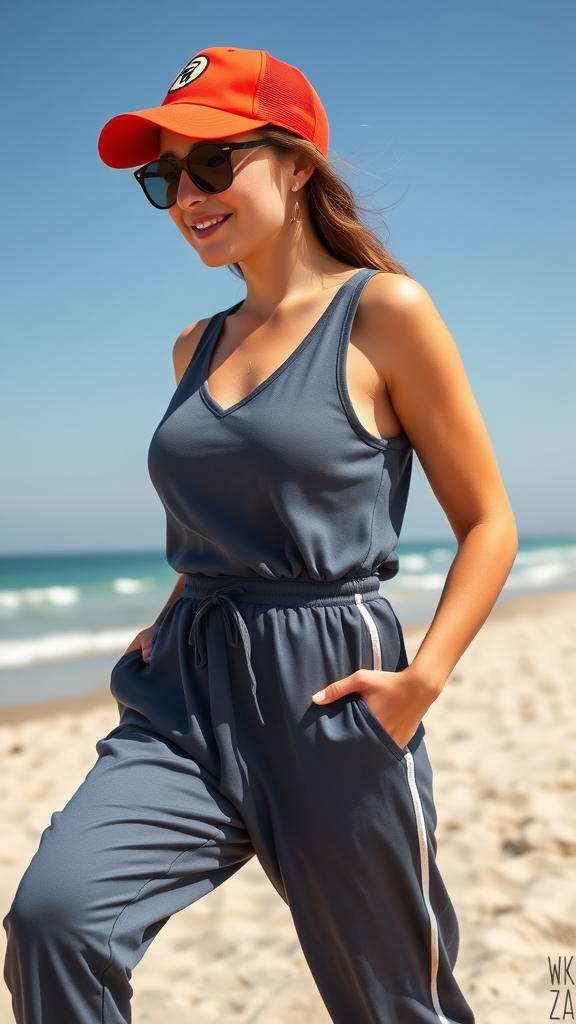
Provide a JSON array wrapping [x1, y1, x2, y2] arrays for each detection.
[[168, 55, 210, 93]]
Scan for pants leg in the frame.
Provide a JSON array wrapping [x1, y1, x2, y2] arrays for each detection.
[[3, 724, 253, 1024], [272, 721, 471, 1024], [229, 592, 475, 1024]]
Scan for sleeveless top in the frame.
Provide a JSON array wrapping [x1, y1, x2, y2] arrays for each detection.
[[148, 268, 413, 583]]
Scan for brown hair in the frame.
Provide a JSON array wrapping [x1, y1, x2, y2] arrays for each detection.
[[230, 125, 407, 277]]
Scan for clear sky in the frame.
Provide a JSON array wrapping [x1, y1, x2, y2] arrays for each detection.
[[1, 0, 575, 553]]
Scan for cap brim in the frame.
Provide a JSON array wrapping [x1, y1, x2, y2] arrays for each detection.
[[98, 105, 269, 169]]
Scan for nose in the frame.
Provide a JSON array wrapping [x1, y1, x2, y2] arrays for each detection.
[[176, 169, 207, 209]]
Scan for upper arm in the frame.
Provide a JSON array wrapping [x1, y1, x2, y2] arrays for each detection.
[[172, 317, 211, 385], [363, 275, 512, 540]]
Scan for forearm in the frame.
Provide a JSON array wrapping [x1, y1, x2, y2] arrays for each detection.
[[409, 509, 518, 696]]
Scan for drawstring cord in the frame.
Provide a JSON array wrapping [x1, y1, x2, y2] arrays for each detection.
[[188, 586, 265, 725]]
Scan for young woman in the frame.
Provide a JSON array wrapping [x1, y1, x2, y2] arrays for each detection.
[[4, 47, 517, 1024]]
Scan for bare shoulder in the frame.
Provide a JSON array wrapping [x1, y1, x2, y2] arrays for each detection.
[[359, 273, 442, 334], [356, 271, 463, 377], [173, 317, 212, 385]]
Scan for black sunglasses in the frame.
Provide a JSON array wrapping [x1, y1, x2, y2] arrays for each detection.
[[133, 140, 269, 209]]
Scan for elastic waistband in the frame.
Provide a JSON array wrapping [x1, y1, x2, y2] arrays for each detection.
[[183, 574, 381, 608]]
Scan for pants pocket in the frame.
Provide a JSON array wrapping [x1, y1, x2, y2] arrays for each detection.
[[110, 648, 143, 703], [112, 648, 142, 670], [354, 695, 406, 761]]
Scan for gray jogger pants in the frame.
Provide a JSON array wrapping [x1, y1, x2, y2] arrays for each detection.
[[4, 574, 474, 1024]]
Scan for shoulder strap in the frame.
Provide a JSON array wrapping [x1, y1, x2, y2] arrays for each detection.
[[177, 300, 244, 391]]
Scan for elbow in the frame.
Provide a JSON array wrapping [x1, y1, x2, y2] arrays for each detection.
[[499, 506, 519, 572], [456, 499, 518, 567], [480, 501, 519, 573], [495, 494, 519, 557]]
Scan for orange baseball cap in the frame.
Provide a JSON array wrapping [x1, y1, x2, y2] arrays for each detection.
[[98, 47, 329, 169]]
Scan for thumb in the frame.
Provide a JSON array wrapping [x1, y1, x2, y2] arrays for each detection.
[[312, 671, 363, 706]]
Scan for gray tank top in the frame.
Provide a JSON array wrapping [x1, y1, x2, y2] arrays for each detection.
[[148, 268, 412, 582]]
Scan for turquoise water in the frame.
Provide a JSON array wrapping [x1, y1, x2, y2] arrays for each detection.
[[1, 539, 575, 705]]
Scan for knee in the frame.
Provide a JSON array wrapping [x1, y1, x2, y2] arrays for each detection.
[[5, 840, 91, 951], [6, 869, 65, 952], [3, 841, 115, 1015]]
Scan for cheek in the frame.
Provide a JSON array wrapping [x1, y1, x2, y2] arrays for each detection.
[[232, 177, 287, 237], [168, 207, 186, 234], [168, 206, 199, 251]]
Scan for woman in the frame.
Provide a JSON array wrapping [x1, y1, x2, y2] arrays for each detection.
[[4, 46, 517, 1024]]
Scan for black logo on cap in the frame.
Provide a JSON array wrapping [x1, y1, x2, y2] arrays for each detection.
[[168, 55, 210, 93]]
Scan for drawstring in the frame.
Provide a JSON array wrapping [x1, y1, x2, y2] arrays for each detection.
[[188, 586, 265, 725]]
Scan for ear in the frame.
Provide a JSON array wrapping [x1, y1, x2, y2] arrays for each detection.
[[290, 149, 316, 190]]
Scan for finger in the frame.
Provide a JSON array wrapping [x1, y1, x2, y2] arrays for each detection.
[[312, 671, 363, 705]]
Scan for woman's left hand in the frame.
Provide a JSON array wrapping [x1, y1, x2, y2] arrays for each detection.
[[312, 666, 440, 750]]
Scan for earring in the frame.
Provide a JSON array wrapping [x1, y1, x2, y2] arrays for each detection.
[[292, 184, 299, 191], [290, 200, 301, 224]]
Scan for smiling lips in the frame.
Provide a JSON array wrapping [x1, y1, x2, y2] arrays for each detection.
[[190, 214, 231, 237]]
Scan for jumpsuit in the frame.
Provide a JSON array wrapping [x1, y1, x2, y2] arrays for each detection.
[[3, 269, 475, 1024]]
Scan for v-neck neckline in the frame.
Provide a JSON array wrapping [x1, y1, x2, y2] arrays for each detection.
[[199, 269, 366, 418]]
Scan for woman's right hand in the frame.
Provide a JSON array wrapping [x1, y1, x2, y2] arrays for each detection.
[[124, 625, 159, 664]]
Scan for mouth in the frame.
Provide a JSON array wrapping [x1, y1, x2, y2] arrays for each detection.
[[190, 214, 232, 238]]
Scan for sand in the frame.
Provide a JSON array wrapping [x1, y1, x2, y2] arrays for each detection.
[[0, 589, 575, 1023]]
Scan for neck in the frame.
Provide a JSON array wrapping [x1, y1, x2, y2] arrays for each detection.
[[237, 208, 353, 318]]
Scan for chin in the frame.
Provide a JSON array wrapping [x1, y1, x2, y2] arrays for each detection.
[[194, 236, 253, 268], [196, 249, 236, 269]]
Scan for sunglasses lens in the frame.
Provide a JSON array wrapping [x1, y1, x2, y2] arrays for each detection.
[[140, 160, 180, 208], [137, 146, 236, 207], [187, 145, 233, 194]]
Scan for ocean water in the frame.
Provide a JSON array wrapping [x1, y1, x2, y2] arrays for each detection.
[[1, 539, 575, 706]]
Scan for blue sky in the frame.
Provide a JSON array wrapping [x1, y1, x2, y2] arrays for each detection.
[[1, 0, 575, 553]]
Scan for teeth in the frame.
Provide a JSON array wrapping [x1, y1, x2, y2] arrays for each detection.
[[194, 216, 226, 230]]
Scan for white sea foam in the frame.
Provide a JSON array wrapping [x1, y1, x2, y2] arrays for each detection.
[[514, 545, 576, 566], [394, 543, 576, 595], [401, 555, 429, 572], [397, 572, 446, 590], [0, 628, 145, 668], [112, 577, 153, 595], [506, 562, 574, 587], [429, 548, 453, 561], [0, 586, 80, 611]]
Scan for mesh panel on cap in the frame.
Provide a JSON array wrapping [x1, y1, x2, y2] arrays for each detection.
[[255, 54, 316, 141]]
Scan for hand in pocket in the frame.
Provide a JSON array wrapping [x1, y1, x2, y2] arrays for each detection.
[[124, 624, 158, 664], [312, 666, 439, 750]]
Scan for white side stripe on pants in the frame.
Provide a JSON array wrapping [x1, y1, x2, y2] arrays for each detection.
[[354, 593, 382, 670], [354, 592, 457, 1024]]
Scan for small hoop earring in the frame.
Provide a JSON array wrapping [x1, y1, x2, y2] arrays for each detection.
[[290, 200, 301, 224]]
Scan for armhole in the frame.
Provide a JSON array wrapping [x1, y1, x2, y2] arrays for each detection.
[[175, 297, 246, 390], [174, 315, 217, 387], [336, 271, 411, 453]]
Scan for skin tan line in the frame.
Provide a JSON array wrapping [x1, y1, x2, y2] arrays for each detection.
[[126, 125, 518, 751]]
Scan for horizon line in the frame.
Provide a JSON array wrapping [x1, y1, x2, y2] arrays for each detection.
[[1, 533, 576, 561]]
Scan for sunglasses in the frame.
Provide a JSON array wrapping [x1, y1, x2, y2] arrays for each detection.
[[133, 140, 269, 209]]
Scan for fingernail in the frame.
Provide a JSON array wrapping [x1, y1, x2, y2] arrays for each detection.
[[312, 690, 326, 702]]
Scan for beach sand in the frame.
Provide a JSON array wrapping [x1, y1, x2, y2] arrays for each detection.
[[1, 589, 574, 1023]]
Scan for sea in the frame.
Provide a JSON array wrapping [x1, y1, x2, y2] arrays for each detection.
[[1, 538, 575, 707]]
